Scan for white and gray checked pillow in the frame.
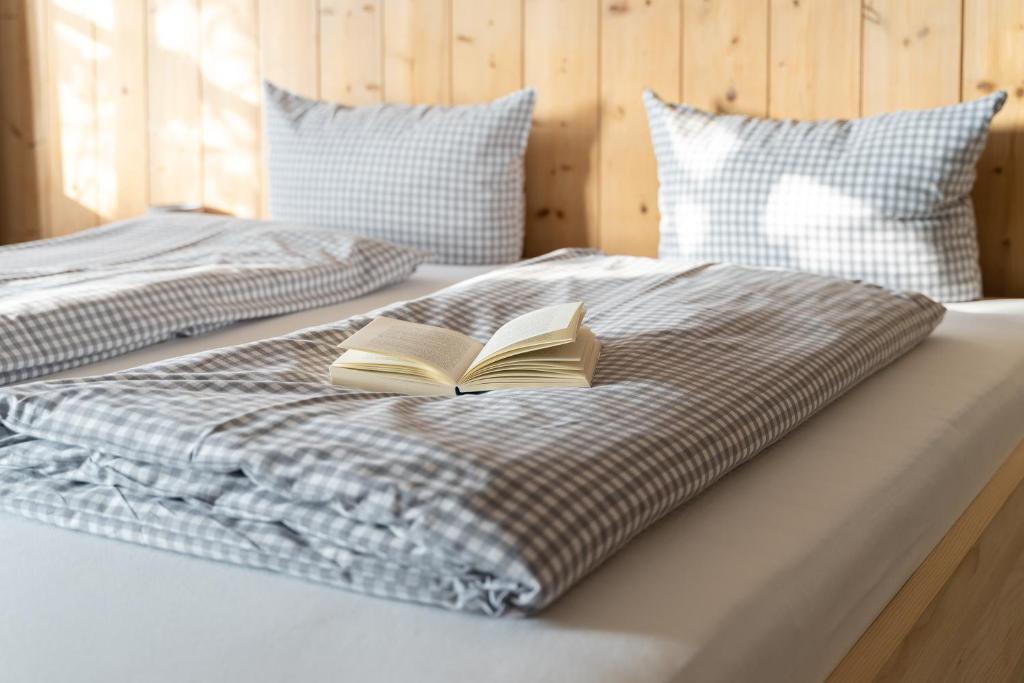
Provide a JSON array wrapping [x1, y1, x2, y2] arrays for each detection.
[[264, 81, 535, 265], [644, 90, 1007, 301]]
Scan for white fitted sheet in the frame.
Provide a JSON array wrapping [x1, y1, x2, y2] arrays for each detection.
[[3, 290, 1023, 683]]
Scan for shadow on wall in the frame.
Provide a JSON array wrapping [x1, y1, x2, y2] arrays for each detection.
[[973, 127, 1024, 297], [0, 1, 45, 245], [0, 0, 263, 245], [524, 100, 597, 258]]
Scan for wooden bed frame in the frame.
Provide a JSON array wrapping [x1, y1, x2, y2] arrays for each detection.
[[828, 438, 1024, 681]]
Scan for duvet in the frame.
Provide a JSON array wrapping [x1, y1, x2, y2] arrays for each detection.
[[0, 213, 423, 385], [0, 251, 945, 615]]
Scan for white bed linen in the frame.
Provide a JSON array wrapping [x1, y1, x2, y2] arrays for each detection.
[[2, 293, 1023, 683]]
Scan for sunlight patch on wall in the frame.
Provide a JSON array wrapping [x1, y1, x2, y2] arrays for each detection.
[[199, 0, 260, 218], [54, 0, 112, 30], [148, 0, 203, 206], [152, 0, 197, 55], [53, 16, 99, 225]]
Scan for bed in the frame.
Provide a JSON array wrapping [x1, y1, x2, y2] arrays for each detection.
[[3, 22, 1022, 678], [0, 214, 424, 386], [25, 261, 498, 386], [2, 253, 1022, 682]]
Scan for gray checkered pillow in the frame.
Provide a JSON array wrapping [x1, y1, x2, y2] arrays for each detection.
[[264, 82, 535, 265], [644, 91, 1007, 301]]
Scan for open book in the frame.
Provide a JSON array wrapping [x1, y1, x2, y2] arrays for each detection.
[[329, 301, 601, 396]]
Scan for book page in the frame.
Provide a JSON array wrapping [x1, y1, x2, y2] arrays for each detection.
[[335, 349, 449, 382], [468, 301, 583, 371], [458, 327, 600, 393], [330, 365, 456, 396], [338, 317, 483, 383]]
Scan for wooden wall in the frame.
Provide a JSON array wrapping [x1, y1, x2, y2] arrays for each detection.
[[1, 0, 1022, 295]]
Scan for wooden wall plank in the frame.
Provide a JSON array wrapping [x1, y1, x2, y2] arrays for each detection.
[[257, 0, 317, 217], [96, 0, 148, 220], [523, 0, 599, 256], [320, 0, 383, 105], [963, 1, 1024, 297], [682, 0, 768, 116], [26, 0, 51, 235], [147, 0, 202, 207], [0, 0, 45, 243], [258, 0, 318, 98], [862, 0, 962, 114], [451, 0, 522, 104], [769, 0, 861, 119], [0, 87, 4, 242], [6, 0, 1024, 295], [47, 0, 100, 235], [200, 0, 260, 217], [0, 3, 6, 241], [383, 0, 451, 105], [599, 0, 681, 256]]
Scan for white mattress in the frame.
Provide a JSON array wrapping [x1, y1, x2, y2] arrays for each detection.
[[3, 268, 1023, 683]]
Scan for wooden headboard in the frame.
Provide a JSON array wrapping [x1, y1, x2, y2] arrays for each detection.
[[1, 0, 1021, 295]]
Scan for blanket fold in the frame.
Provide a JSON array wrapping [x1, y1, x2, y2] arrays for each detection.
[[0, 213, 423, 385], [0, 251, 944, 614]]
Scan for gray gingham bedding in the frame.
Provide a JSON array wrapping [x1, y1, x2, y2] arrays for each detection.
[[264, 82, 535, 265], [0, 213, 423, 385], [644, 90, 1006, 302], [0, 250, 944, 615]]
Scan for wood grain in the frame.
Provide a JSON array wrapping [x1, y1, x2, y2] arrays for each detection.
[[258, 0, 319, 98], [523, 0, 599, 256], [963, 0, 1024, 297], [828, 439, 1024, 682], [383, 0, 451, 105], [769, 0, 861, 119], [258, 0, 318, 217], [147, 0, 202, 207], [451, 0, 522, 105], [0, 4, 7, 239], [201, 0, 260, 217], [320, 0, 382, 106], [26, 0, 50, 235], [599, 0, 680, 256], [0, 0, 45, 242], [47, 0, 100, 234], [682, 0, 768, 116], [96, 0, 148, 220], [862, 0, 962, 114]]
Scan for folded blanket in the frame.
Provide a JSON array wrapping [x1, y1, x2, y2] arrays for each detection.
[[0, 251, 944, 615], [0, 214, 423, 385]]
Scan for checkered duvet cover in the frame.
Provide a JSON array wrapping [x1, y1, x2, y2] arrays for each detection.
[[0, 250, 944, 615], [0, 213, 423, 385]]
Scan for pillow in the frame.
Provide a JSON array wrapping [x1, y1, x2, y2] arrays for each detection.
[[643, 90, 1007, 301], [264, 82, 535, 265]]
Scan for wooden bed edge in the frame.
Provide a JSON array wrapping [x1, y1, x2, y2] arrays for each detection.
[[827, 437, 1024, 682]]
